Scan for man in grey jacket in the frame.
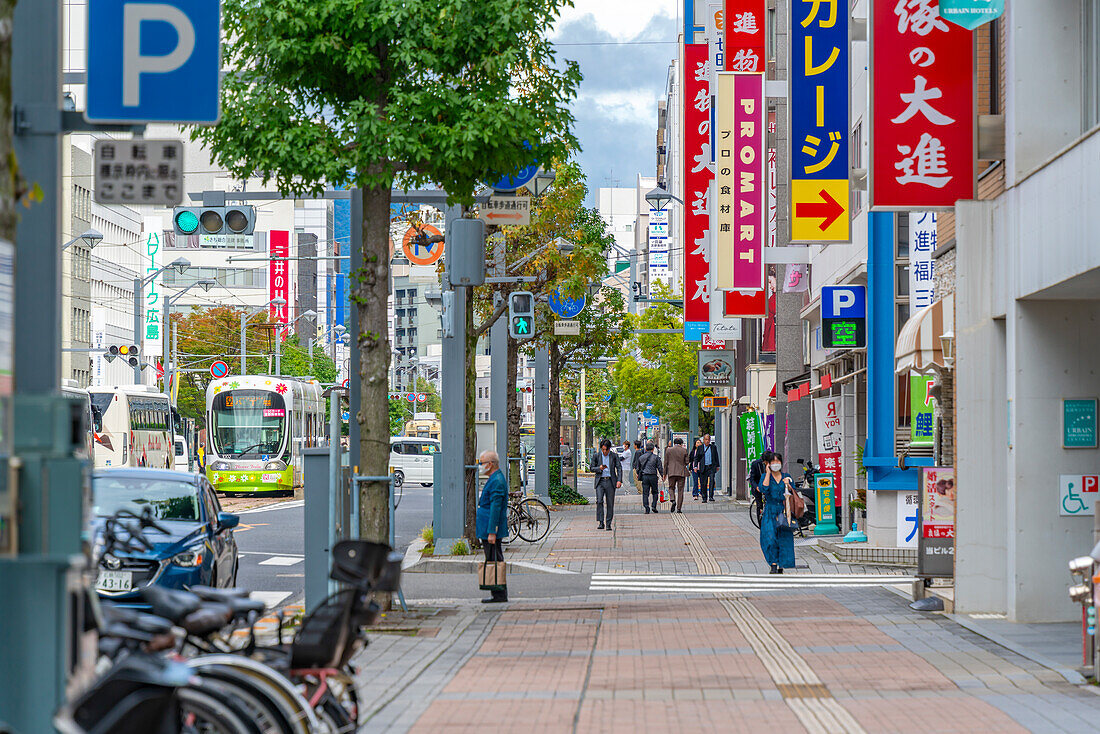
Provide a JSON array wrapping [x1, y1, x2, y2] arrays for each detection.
[[590, 439, 622, 531], [637, 441, 664, 514]]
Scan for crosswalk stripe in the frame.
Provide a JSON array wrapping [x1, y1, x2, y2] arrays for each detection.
[[250, 591, 292, 608], [589, 573, 916, 593], [258, 555, 303, 566]]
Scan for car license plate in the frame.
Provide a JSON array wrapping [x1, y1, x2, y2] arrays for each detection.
[[261, 473, 281, 483], [95, 570, 133, 592]]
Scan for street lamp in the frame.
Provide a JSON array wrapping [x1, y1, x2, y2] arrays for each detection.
[[61, 228, 103, 250], [240, 297, 287, 375], [644, 185, 683, 213], [509, 237, 575, 274], [273, 309, 318, 375], [132, 257, 191, 382], [532, 168, 557, 196], [159, 278, 217, 403]]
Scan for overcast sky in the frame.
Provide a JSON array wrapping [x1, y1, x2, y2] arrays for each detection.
[[550, 1, 679, 202]]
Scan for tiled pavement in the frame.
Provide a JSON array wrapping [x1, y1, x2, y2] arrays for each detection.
[[356, 494, 1100, 732]]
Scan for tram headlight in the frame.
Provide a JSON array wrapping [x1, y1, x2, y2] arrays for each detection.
[[209, 460, 229, 471], [264, 460, 287, 471]]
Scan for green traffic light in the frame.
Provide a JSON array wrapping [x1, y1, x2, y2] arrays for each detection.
[[175, 210, 199, 234]]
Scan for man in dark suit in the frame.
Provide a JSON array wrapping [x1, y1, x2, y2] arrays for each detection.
[[663, 438, 689, 512], [698, 434, 720, 502], [590, 439, 622, 531]]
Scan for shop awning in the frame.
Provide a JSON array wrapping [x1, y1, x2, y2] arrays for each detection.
[[895, 293, 953, 374]]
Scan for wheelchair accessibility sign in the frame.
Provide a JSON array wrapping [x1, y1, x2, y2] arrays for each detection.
[[1059, 474, 1099, 516]]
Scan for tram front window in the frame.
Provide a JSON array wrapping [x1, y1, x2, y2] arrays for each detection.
[[211, 390, 286, 459]]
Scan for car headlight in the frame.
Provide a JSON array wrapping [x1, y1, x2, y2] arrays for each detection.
[[264, 460, 287, 471], [209, 460, 229, 471], [172, 550, 205, 567]]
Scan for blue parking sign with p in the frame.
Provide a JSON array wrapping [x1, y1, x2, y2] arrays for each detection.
[[86, 0, 220, 124], [822, 285, 866, 319]]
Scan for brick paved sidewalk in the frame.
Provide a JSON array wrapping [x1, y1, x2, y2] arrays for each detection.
[[357, 588, 1100, 733]]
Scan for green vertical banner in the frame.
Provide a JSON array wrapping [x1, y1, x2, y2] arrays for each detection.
[[740, 411, 764, 464], [910, 374, 935, 447]]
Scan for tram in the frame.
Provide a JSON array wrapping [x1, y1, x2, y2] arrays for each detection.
[[204, 375, 326, 495]]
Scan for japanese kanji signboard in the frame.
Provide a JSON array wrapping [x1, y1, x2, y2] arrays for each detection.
[[813, 395, 844, 506], [791, 0, 850, 241], [725, 0, 766, 71], [909, 212, 937, 310], [95, 139, 183, 206], [715, 72, 765, 291], [269, 231, 290, 333], [918, 467, 955, 578], [142, 216, 164, 356], [683, 42, 713, 331], [910, 374, 936, 447], [871, 0, 975, 209]]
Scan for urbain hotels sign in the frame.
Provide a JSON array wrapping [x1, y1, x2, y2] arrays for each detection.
[[871, 0, 975, 208]]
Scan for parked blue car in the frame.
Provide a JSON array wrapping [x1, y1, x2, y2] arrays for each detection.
[[91, 468, 240, 604]]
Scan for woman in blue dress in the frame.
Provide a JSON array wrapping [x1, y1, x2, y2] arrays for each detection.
[[759, 452, 796, 573]]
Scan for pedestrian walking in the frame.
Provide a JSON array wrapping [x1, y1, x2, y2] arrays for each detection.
[[637, 441, 663, 514], [475, 451, 509, 603], [688, 438, 703, 499], [749, 450, 774, 524], [663, 438, 689, 512], [759, 452, 796, 574], [590, 439, 622, 531], [619, 440, 633, 476], [632, 440, 643, 492], [697, 434, 720, 502]]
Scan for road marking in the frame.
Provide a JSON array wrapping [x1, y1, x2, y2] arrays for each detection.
[[258, 556, 303, 566], [589, 573, 916, 594], [250, 591, 292, 608], [239, 551, 305, 558], [236, 500, 304, 514]]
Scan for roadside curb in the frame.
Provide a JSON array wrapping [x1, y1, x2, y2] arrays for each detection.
[[404, 556, 578, 575], [402, 538, 427, 571]]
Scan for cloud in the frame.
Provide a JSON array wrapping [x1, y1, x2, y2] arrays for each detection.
[[550, 3, 677, 201]]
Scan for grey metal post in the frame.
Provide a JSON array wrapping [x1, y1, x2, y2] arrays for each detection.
[[0, 0, 88, 728], [435, 207, 467, 551], [534, 347, 550, 500], [303, 447, 332, 610], [715, 409, 723, 493], [308, 338, 314, 371], [133, 276, 144, 382], [689, 376, 699, 444], [161, 288, 170, 368], [329, 388, 340, 547], [240, 311, 248, 374], [491, 294, 507, 460], [275, 326, 282, 375]]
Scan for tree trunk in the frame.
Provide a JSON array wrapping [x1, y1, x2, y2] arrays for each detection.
[[0, 0, 16, 244], [548, 342, 562, 462], [506, 331, 521, 494], [463, 286, 478, 542], [356, 183, 392, 544]]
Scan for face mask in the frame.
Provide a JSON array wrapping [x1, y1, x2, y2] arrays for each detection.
[[770, 463, 782, 472]]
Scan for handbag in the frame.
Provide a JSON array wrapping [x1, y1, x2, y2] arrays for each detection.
[[478, 560, 507, 590], [787, 487, 806, 519], [775, 511, 795, 531]]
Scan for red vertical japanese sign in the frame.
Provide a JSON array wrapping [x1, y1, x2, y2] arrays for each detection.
[[871, 0, 975, 208], [269, 230, 290, 335], [683, 43, 712, 327], [725, 1, 766, 71], [731, 73, 765, 290]]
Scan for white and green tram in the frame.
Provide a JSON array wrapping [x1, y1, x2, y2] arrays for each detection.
[[204, 375, 326, 495]]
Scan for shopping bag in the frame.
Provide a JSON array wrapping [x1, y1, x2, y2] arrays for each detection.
[[478, 560, 507, 590]]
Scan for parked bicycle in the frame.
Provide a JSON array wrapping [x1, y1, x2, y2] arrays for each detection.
[[503, 489, 550, 543], [58, 505, 402, 733]]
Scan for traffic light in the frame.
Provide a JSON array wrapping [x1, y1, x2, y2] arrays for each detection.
[[508, 291, 534, 339], [104, 345, 140, 367], [173, 205, 256, 236]]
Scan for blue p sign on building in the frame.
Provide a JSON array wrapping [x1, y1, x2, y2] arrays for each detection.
[[821, 285, 867, 349], [86, 0, 220, 124]]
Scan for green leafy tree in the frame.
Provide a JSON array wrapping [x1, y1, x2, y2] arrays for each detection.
[[612, 282, 712, 433], [413, 376, 442, 416], [388, 398, 405, 437], [198, 0, 581, 543], [170, 308, 338, 425], [468, 160, 611, 498]]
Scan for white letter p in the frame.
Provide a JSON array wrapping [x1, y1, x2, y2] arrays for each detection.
[[832, 289, 855, 315], [122, 4, 195, 107]]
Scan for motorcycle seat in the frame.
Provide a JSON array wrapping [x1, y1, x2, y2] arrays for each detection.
[[140, 586, 202, 624]]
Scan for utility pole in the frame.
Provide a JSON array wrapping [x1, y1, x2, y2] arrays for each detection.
[[579, 367, 587, 464]]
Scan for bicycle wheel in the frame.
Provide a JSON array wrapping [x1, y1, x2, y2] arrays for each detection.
[[516, 498, 550, 542], [502, 505, 521, 545], [749, 498, 761, 529], [178, 683, 263, 734], [194, 667, 296, 734]]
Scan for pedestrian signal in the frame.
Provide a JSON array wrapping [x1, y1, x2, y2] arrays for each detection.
[[508, 291, 535, 339], [104, 344, 140, 367]]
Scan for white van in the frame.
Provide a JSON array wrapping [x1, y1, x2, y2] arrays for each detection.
[[389, 436, 439, 487], [173, 434, 191, 472]]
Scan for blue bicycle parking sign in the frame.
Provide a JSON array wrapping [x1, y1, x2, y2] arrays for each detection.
[[548, 289, 585, 319]]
